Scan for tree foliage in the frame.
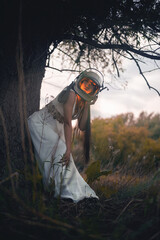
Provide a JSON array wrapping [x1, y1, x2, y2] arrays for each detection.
[[46, 0, 160, 93]]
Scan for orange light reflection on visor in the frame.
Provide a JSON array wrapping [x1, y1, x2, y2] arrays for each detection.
[[79, 78, 99, 95]]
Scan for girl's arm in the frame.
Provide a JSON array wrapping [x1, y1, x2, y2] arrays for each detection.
[[63, 91, 76, 165]]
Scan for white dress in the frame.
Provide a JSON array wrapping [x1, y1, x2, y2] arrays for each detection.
[[28, 90, 99, 203]]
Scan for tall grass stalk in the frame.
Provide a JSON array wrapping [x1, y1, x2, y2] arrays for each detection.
[[16, 0, 37, 202], [0, 108, 15, 194]]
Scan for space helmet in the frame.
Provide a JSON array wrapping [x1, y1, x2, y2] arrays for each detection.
[[73, 68, 104, 102]]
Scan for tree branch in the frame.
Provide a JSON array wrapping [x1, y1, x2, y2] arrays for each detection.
[[127, 51, 160, 96], [63, 35, 160, 60], [45, 66, 80, 73], [112, 50, 120, 77], [143, 67, 160, 74], [56, 47, 76, 63]]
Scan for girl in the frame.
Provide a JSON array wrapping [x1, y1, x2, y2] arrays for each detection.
[[28, 69, 104, 203]]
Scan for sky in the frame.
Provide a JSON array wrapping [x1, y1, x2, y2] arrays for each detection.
[[40, 51, 160, 120]]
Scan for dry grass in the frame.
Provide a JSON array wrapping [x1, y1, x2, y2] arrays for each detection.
[[1, 162, 160, 240]]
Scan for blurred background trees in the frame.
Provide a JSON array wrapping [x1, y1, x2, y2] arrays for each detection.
[[90, 112, 160, 174], [73, 112, 160, 176]]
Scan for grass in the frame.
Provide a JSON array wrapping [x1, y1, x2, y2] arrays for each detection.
[[0, 166, 160, 240]]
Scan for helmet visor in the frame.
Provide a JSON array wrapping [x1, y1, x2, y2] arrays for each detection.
[[79, 77, 100, 96]]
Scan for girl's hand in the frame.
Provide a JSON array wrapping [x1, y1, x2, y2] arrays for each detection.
[[61, 151, 70, 166]]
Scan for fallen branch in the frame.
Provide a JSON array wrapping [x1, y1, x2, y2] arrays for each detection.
[[0, 172, 19, 187]]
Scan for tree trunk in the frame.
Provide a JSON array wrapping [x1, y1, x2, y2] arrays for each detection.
[[0, 54, 48, 180], [0, 17, 50, 181], [0, 1, 53, 181]]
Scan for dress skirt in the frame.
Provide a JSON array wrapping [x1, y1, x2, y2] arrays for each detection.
[[28, 107, 99, 203]]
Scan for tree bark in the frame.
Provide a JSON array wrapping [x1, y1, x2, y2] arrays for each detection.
[[0, 25, 50, 180], [0, 55, 48, 179]]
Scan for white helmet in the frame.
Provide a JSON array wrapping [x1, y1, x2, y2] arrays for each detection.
[[73, 68, 104, 102]]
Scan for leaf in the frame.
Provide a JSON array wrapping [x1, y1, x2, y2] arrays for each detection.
[[85, 160, 112, 184]]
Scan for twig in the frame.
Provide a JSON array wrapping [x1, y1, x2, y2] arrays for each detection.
[[2, 212, 67, 232], [0, 108, 15, 194], [112, 50, 120, 77], [45, 66, 80, 73], [154, 60, 160, 68], [127, 51, 160, 96], [143, 67, 160, 73], [139, 43, 158, 50], [0, 172, 19, 187], [149, 231, 160, 240], [56, 47, 76, 62], [115, 199, 134, 222]]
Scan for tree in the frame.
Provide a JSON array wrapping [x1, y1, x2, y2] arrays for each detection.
[[0, 0, 160, 180]]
